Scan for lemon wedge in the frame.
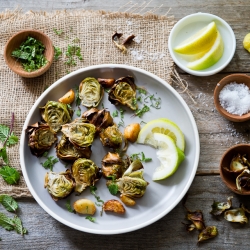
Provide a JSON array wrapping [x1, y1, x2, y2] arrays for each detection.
[[137, 118, 185, 152], [243, 33, 250, 53], [152, 133, 185, 181], [187, 32, 224, 70], [174, 21, 218, 55]]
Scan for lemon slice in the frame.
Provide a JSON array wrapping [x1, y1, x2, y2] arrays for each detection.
[[174, 21, 218, 55], [137, 118, 185, 151], [243, 33, 250, 52], [152, 133, 185, 181], [187, 32, 224, 70]]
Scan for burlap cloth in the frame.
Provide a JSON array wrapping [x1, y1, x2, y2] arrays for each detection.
[[0, 9, 175, 198]]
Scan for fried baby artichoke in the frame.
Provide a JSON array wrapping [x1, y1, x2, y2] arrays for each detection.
[[108, 76, 138, 110], [82, 108, 113, 134], [100, 124, 123, 149], [79, 77, 104, 108], [44, 170, 74, 201], [27, 122, 57, 157], [56, 134, 92, 161], [40, 101, 73, 133], [71, 158, 102, 194], [61, 118, 96, 149]]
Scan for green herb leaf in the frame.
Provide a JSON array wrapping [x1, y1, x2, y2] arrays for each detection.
[[53, 28, 64, 36], [108, 183, 118, 195], [0, 166, 20, 185], [0, 195, 18, 212], [0, 147, 8, 164], [54, 46, 62, 60], [65, 200, 74, 213], [41, 154, 59, 171], [130, 152, 152, 162], [75, 87, 81, 106], [135, 105, 150, 118], [90, 186, 104, 205], [112, 110, 118, 118], [0, 213, 15, 231], [13, 216, 27, 235], [85, 215, 96, 223], [0, 125, 10, 143]]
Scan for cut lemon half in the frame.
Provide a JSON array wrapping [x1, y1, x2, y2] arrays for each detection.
[[174, 21, 218, 55], [152, 133, 185, 181], [137, 118, 185, 152], [187, 32, 224, 70]]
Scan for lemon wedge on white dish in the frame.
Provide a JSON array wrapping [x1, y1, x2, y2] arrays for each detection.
[[174, 21, 218, 55], [151, 133, 185, 181]]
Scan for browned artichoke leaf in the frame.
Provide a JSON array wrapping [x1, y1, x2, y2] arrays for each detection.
[[108, 76, 138, 110], [236, 169, 250, 192], [112, 32, 127, 53], [224, 208, 248, 224], [102, 152, 124, 178], [230, 154, 248, 173], [182, 222, 196, 232], [186, 210, 205, 231], [198, 226, 218, 243], [27, 122, 57, 157], [210, 196, 233, 216], [79, 77, 104, 108], [56, 134, 91, 161]]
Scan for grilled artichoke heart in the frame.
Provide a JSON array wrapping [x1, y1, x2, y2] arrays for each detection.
[[82, 108, 113, 133], [27, 122, 57, 157], [40, 101, 73, 133], [44, 170, 74, 201], [79, 77, 104, 108], [99, 124, 123, 149], [71, 158, 102, 194], [108, 76, 138, 110], [61, 118, 96, 148], [56, 134, 92, 161]]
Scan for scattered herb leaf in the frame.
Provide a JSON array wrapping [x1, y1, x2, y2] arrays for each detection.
[[65, 200, 75, 213], [85, 215, 96, 223], [53, 28, 63, 36], [0, 213, 15, 231], [76, 107, 81, 117], [130, 152, 152, 162], [54, 46, 62, 60], [72, 37, 80, 43], [112, 110, 118, 118], [0, 166, 20, 185], [0, 147, 8, 164], [0, 124, 18, 147], [135, 105, 150, 118], [12, 216, 27, 235], [90, 186, 104, 205], [41, 152, 59, 171], [0, 195, 18, 212]]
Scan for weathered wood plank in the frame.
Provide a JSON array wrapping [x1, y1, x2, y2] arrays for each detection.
[[0, 176, 248, 249]]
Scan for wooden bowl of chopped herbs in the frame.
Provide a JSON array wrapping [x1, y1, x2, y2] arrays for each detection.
[[4, 29, 54, 78]]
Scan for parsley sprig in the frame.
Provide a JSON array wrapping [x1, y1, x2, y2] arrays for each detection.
[[40, 152, 59, 171], [130, 152, 152, 162], [107, 176, 119, 195]]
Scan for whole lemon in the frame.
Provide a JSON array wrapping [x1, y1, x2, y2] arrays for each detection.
[[243, 33, 250, 52]]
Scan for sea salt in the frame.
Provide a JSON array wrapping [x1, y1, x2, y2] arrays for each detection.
[[219, 82, 250, 116]]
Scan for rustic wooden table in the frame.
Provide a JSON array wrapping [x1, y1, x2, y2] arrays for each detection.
[[1, 0, 250, 249]]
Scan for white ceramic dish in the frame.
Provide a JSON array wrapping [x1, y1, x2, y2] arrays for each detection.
[[168, 13, 236, 76], [20, 64, 200, 234]]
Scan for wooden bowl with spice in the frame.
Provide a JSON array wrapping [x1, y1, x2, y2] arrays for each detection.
[[4, 29, 54, 78], [214, 74, 250, 122], [220, 144, 250, 195]]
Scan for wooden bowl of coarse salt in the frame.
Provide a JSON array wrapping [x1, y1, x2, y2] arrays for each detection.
[[214, 74, 250, 122]]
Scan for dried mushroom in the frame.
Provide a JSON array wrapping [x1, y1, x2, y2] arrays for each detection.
[[79, 77, 104, 108], [198, 226, 218, 243], [100, 124, 123, 149], [224, 208, 248, 224], [108, 76, 138, 110], [71, 158, 102, 194], [44, 170, 74, 201], [82, 108, 113, 134], [40, 101, 73, 133], [103, 199, 125, 214], [210, 196, 233, 216], [27, 122, 57, 157], [61, 118, 96, 149], [236, 169, 250, 192], [56, 134, 92, 161]]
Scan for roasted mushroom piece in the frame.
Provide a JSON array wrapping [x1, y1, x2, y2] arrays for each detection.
[[61, 118, 96, 149], [40, 101, 73, 133], [99, 124, 123, 149], [79, 77, 104, 108], [56, 134, 92, 161], [82, 108, 113, 134], [71, 158, 102, 194], [27, 122, 57, 157], [44, 170, 75, 201], [108, 76, 138, 110]]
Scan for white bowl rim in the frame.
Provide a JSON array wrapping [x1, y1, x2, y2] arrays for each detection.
[[168, 12, 236, 77]]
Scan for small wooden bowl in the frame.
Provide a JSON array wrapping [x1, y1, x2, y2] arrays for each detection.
[[4, 29, 54, 78], [220, 144, 250, 195], [214, 74, 250, 122]]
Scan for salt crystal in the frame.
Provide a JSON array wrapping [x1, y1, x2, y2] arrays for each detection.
[[219, 82, 250, 116], [133, 35, 142, 44]]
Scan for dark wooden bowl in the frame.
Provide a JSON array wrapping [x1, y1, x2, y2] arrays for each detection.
[[220, 144, 250, 195], [214, 74, 250, 122], [4, 29, 54, 78]]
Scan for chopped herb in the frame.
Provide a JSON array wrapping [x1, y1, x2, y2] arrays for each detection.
[[90, 186, 104, 205], [145, 94, 161, 109], [137, 96, 142, 102], [65, 45, 83, 66], [107, 176, 119, 195], [112, 110, 118, 118], [0, 166, 20, 185], [141, 152, 152, 162], [132, 98, 137, 107], [140, 120, 147, 125], [118, 119, 125, 128], [0, 195, 18, 213], [135, 105, 150, 118], [75, 87, 81, 106], [11, 36, 47, 72], [130, 152, 152, 162], [53, 28, 64, 36], [104, 88, 110, 93], [65, 200, 75, 213], [137, 87, 147, 95], [85, 215, 96, 223], [41, 152, 59, 171], [72, 37, 80, 43], [101, 103, 105, 109], [76, 107, 81, 117], [54, 46, 62, 60], [120, 108, 125, 118]]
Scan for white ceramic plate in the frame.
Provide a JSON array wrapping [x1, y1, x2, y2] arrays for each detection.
[[168, 13, 236, 76], [20, 64, 200, 234]]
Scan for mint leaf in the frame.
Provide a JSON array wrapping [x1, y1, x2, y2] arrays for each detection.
[[0, 166, 20, 185], [0, 195, 18, 212], [13, 216, 27, 235], [0, 125, 9, 143], [85, 215, 96, 223], [0, 147, 8, 164], [0, 213, 15, 231], [6, 133, 18, 146], [65, 200, 74, 213]]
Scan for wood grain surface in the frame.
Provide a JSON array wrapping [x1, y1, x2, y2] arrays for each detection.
[[1, 0, 250, 249]]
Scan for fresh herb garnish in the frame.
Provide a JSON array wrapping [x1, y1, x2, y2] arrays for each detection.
[[135, 105, 150, 118], [145, 94, 161, 109], [107, 176, 119, 195], [41, 152, 59, 171], [90, 186, 104, 206], [65, 45, 83, 66], [0, 195, 18, 213], [137, 87, 147, 95], [72, 37, 80, 43], [0, 166, 20, 185], [104, 88, 110, 93], [75, 87, 81, 106], [85, 215, 96, 223], [120, 108, 125, 118], [65, 200, 75, 213], [54, 46, 62, 60], [11, 36, 47, 72], [130, 152, 152, 162], [76, 107, 81, 117], [112, 110, 118, 118], [53, 28, 64, 36]]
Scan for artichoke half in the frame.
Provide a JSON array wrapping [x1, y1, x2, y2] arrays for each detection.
[[44, 170, 75, 201], [100, 124, 123, 149], [71, 158, 102, 194], [82, 108, 114, 133], [79, 77, 104, 108], [40, 101, 73, 133], [61, 118, 96, 149], [27, 122, 57, 157], [108, 76, 138, 110], [56, 134, 92, 161]]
